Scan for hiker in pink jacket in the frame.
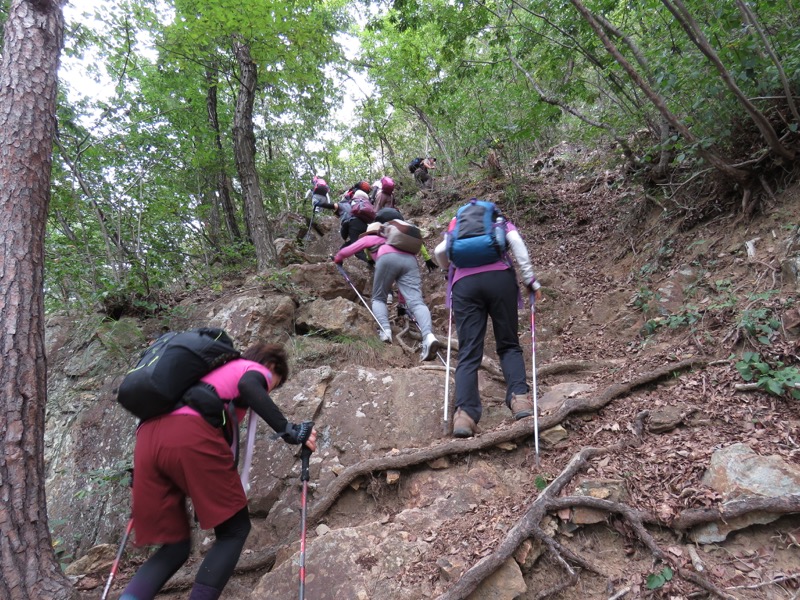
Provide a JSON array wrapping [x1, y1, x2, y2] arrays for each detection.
[[334, 223, 440, 361], [121, 343, 316, 600]]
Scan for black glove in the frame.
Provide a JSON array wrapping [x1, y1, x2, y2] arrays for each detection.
[[280, 420, 315, 445], [425, 259, 438, 273]]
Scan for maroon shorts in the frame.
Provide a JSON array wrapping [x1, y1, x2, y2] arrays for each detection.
[[131, 414, 247, 546]]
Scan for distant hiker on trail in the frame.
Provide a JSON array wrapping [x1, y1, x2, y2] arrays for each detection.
[[315, 188, 376, 263], [120, 342, 317, 600], [372, 176, 396, 212], [334, 221, 440, 361], [411, 156, 436, 189], [305, 172, 330, 212], [434, 199, 542, 438]]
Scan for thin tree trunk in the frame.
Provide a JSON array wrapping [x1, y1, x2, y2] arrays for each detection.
[[505, 48, 638, 165], [53, 137, 124, 283], [504, 0, 645, 116], [205, 67, 241, 244], [734, 0, 800, 123], [662, 0, 794, 161], [410, 105, 453, 172], [231, 35, 276, 270], [569, 0, 751, 184], [0, 1, 77, 599]]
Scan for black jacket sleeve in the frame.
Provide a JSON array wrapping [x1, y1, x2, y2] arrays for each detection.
[[238, 370, 288, 434]]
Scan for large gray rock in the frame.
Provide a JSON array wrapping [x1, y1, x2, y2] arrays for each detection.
[[250, 462, 530, 600], [690, 443, 800, 543], [200, 293, 296, 346], [295, 297, 375, 339]]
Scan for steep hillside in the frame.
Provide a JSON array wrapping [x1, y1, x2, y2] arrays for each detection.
[[61, 146, 800, 600]]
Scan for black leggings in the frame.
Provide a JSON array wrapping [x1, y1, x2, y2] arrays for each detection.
[[121, 507, 251, 599], [195, 506, 252, 589]]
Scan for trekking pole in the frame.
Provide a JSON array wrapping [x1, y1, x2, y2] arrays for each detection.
[[530, 292, 540, 467], [239, 409, 257, 494], [443, 304, 453, 435], [298, 444, 312, 600], [100, 517, 134, 600], [332, 261, 390, 338]]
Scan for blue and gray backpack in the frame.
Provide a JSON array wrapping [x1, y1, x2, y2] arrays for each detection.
[[446, 199, 508, 268]]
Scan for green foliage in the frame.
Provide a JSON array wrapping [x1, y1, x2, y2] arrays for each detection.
[[643, 305, 701, 335], [737, 307, 782, 345], [735, 352, 800, 399], [632, 286, 655, 312], [646, 566, 673, 590], [74, 460, 132, 501]]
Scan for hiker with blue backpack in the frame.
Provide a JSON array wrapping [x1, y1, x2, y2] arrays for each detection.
[[434, 199, 543, 438], [119, 341, 317, 600], [333, 220, 440, 361]]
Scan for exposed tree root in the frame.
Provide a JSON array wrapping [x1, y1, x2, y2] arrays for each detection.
[[163, 357, 712, 592], [308, 358, 707, 524], [671, 494, 800, 530], [435, 450, 736, 600]]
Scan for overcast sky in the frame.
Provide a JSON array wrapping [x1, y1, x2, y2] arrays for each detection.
[[59, 1, 370, 124]]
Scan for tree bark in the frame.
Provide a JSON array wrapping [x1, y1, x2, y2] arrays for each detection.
[[0, 1, 77, 599], [205, 66, 241, 245], [231, 35, 276, 270]]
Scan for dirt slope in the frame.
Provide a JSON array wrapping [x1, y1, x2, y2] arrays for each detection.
[[84, 146, 800, 599]]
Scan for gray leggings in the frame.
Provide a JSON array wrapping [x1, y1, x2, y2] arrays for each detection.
[[372, 252, 433, 337]]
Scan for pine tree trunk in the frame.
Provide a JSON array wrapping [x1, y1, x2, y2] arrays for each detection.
[[0, 1, 76, 599]]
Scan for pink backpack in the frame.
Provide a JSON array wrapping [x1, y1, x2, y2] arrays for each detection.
[[350, 191, 376, 223], [381, 176, 395, 193]]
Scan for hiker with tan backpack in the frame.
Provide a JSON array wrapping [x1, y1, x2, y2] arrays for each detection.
[[333, 219, 440, 361]]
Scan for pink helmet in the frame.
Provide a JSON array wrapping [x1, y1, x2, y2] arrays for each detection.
[[381, 176, 395, 193]]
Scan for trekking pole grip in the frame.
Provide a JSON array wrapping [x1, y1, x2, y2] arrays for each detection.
[[299, 419, 314, 482]]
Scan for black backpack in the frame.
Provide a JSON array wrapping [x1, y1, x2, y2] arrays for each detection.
[[117, 328, 240, 421], [408, 157, 424, 173]]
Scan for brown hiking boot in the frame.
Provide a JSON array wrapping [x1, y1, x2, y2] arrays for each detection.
[[510, 393, 535, 420], [452, 408, 477, 438]]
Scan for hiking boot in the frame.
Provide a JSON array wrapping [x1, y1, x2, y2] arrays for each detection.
[[379, 328, 392, 343], [452, 408, 477, 438], [510, 393, 535, 420], [420, 333, 440, 361]]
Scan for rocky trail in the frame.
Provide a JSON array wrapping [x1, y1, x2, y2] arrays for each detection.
[[66, 146, 799, 599]]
